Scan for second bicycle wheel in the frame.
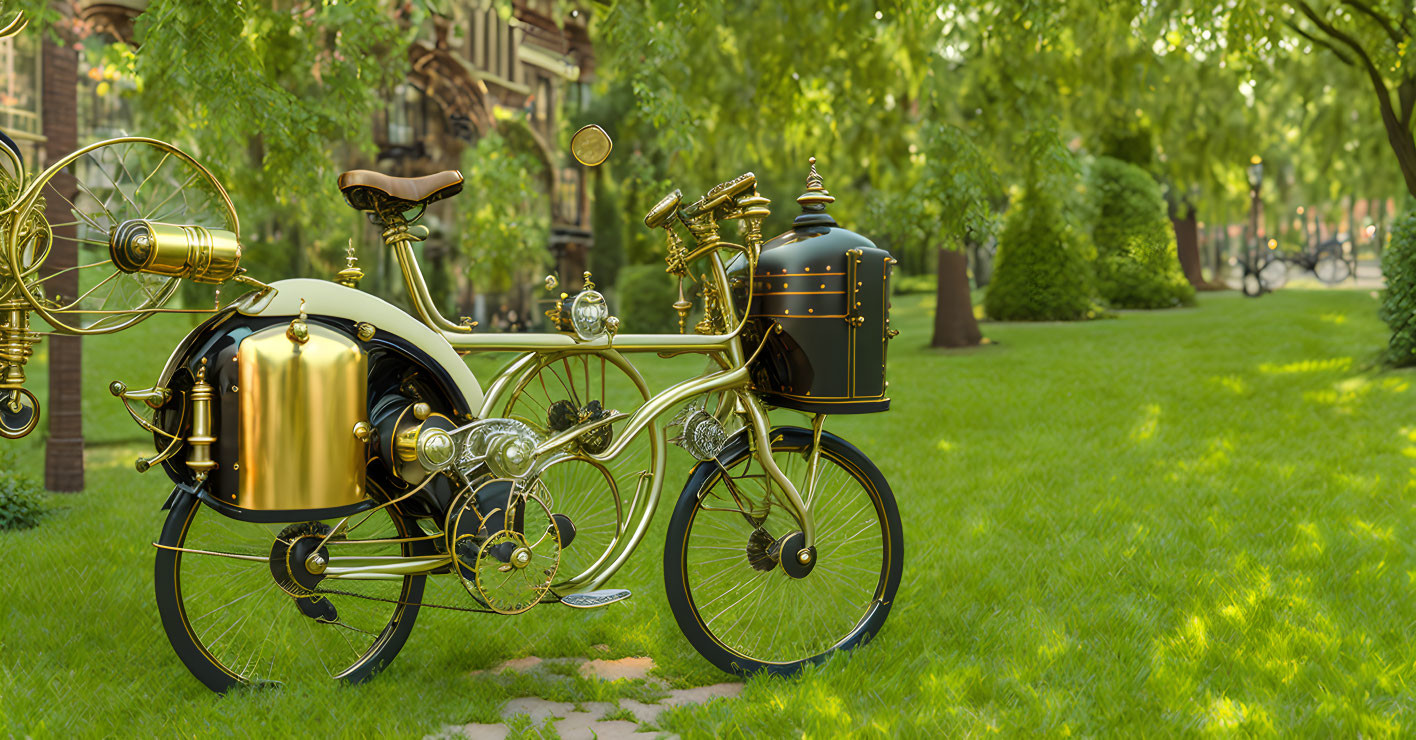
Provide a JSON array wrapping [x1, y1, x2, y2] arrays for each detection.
[[489, 350, 662, 590], [1314, 250, 1351, 284], [664, 426, 903, 675], [5, 137, 237, 334]]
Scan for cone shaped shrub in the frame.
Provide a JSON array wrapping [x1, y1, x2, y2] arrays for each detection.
[[983, 185, 1093, 321], [1088, 157, 1195, 309], [1379, 207, 1416, 366]]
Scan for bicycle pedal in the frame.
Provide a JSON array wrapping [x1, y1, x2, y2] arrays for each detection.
[[559, 589, 632, 609]]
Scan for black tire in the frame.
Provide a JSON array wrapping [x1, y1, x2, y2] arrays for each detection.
[[1314, 250, 1351, 284], [663, 427, 903, 676], [1242, 270, 1263, 297], [155, 491, 427, 693]]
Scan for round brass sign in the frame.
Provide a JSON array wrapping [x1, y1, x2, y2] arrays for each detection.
[[571, 124, 612, 167]]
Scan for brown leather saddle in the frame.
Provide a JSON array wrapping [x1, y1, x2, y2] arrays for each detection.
[[338, 169, 464, 214]]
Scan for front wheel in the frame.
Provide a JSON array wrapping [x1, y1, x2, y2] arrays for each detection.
[[663, 427, 903, 676]]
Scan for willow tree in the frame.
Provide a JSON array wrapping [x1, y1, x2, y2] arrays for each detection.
[[1209, 1, 1416, 199]]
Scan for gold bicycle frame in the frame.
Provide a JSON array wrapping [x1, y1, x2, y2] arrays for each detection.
[[314, 236, 818, 593]]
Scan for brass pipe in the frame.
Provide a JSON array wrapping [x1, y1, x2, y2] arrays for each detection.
[[186, 360, 217, 481], [322, 556, 449, 579], [742, 392, 814, 550], [804, 413, 827, 508], [392, 242, 475, 335]]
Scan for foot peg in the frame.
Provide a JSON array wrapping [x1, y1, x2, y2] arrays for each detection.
[[560, 589, 632, 609]]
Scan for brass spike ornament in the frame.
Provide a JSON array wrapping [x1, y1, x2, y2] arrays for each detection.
[[335, 239, 365, 288], [793, 156, 837, 228]]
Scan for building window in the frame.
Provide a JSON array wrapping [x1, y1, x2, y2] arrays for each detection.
[[384, 83, 427, 148], [535, 76, 551, 123], [555, 166, 581, 225], [76, 36, 134, 143], [0, 33, 41, 147]]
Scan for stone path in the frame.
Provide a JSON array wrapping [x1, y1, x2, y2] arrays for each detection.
[[433, 655, 741, 739]]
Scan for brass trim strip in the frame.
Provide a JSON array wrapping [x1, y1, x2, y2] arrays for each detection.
[[151, 543, 268, 563]]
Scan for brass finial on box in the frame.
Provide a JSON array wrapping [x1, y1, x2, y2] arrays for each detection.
[[796, 156, 835, 210], [794, 156, 837, 227], [335, 239, 365, 288]]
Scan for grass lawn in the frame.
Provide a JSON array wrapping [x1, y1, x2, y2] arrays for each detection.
[[2, 287, 1415, 736]]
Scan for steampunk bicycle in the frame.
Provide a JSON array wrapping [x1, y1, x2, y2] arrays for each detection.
[[0, 75, 904, 690]]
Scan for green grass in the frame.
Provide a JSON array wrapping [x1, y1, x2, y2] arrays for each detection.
[[3, 288, 1416, 736]]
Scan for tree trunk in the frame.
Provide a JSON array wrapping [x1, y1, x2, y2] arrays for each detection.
[[41, 37, 83, 492], [1171, 203, 1204, 288], [931, 247, 983, 349]]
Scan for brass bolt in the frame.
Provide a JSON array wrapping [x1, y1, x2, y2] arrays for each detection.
[[352, 421, 373, 443], [797, 549, 812, 565], [305, 552, 327, 575]]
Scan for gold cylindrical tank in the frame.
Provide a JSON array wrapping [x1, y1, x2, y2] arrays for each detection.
[[110, 219, 242, 284], [235, 322, 368, 510]]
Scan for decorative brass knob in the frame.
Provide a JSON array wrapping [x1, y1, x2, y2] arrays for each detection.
[[352, 421, 373, 443]]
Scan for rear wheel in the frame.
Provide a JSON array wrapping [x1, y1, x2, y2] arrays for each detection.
[[664, 427, 903, 675], [154, 489, 426, 693], [1314, 250, 1350, 284]]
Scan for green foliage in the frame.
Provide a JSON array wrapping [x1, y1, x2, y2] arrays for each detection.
[[1088, 157, 1196, 309], [0, 455, 45, 530], [892, 272, 938, 295], [1378, 208, 1416, 366], [589, 171, 626, 288], [984, 185, 1093, 322], [457, 128, 550, 293], [614, 264, 680, 335]]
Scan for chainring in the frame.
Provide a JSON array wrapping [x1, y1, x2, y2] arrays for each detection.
[[450, 487, 561, 614]]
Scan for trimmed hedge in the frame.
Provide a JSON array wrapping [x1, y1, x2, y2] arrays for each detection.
[[983, 186, 1093, 321], [1379, 208, 1416, 366], [1088, 157, 1196, 309]]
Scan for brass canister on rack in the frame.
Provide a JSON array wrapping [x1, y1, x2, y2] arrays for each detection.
[[110, 219, 242, 284], [233, 322, 369, 511]]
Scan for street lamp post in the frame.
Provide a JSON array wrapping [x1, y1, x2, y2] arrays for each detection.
[[1247, 155, 1263, 269]]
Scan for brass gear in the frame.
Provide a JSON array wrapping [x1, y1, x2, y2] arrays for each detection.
[[454, 491, 561, 614]]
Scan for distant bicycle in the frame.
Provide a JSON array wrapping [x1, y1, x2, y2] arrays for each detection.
[[1284, 237, 1352, 284], [1240, 249, 1287, 297]]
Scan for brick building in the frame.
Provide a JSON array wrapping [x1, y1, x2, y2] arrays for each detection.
[[0, 0, 595, 490]]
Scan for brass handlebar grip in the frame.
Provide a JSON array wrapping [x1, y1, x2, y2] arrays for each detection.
[[682, 172, 757, 219], [644, 189, 683, 229]]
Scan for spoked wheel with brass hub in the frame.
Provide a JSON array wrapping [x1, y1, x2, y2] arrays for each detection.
[[664, 427, 903, 675], [154, 488, 428, 693], [491, 349, 661, 590], [4, 137, 238, 334], [449, 484, 562, 614]]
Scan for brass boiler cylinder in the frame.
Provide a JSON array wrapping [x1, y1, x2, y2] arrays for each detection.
[[110, 219, 242, 284], [234, 322, 369, 511]]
